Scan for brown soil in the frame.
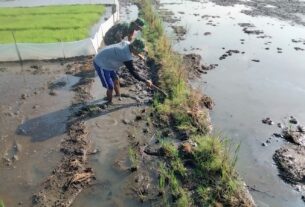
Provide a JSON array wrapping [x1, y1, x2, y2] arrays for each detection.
[[32, 57, 96, 207], [158, 8, 180, 24], [274, 145, 305, 184], [268, 122, 305, 202], [182, 53, 217, 78], [171, 25, 187, 40], [31, 55, 157, 206], [182, 54, 216, 110]]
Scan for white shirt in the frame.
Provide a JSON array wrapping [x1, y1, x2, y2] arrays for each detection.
[[94, 41, 132, 71]]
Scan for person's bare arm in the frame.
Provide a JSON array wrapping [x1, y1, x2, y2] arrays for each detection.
[[123, 60, 152, 87], [123, 60, 146, 82], [127, 32, 134, 41]]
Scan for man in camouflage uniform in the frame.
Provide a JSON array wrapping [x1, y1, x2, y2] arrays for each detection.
[[103, 18, 145, 45]]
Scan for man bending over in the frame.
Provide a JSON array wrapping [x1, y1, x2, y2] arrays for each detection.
[[93, 39, 152, 104]]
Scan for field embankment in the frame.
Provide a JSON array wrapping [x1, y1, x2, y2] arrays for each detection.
[[132, 0, 256, 206]]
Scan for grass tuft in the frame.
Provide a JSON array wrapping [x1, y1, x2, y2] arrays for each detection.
[[128, 147, 139, 168]]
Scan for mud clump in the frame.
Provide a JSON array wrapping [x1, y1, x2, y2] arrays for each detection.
[[49, 90, 57, 96], [183, 53, 217, 78], [242, 27, 264, 35], [294, 47, 305, 51], [273, 145, 305, 184], [117, 59, 150, 87], [238, 23, 265, 36], [283, 127, 305, 146], [33, 58, 95, 207], [263, 116, 305, 200], [219, 49, 241, 60], [72, 77, 94, 103], [171, 25, 187, 41], [48, 81, 67, 90], [158, 8, 180, 24], [262, 117, 274, 125]]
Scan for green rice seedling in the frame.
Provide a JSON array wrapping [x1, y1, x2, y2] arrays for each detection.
[[128, 147, 139, 168], [0, 5, 105, 43]]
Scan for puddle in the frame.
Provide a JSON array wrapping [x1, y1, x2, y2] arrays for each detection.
[[0, 61, 78, 206], [71, 91, 149, 207], [159, 0, 305, 206]]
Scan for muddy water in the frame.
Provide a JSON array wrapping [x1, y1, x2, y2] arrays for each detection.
[[0, 61, 79, 206], [71, 4, 149, 207], [72, 92, 150, 207], [159, 0, 305, 206]]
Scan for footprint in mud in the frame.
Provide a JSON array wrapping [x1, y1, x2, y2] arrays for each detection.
[[0, 67, 7, 72], [95, 118, 118, 127], [113, 148, 131, 172]]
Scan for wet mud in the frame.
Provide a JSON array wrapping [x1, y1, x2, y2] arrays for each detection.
[[158, 8, 180, 24], [261, 116, 305, 202], [183, 53, 217, 78], [274, 145, 305, 184], [0, 55, 156, 206], [209, 0, 305, 26], [0, 58, 81, 206], [1, 2, 164, 206], [182, 53, 216, 109], [30, 54, 159, 206], [171, 25, 187, 40], [23, 57, 95, 207]]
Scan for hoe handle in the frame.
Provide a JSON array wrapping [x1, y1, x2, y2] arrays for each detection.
[[151, 84, 168, 97]]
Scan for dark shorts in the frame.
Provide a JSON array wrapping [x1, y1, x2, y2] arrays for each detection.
[[94, 61, 118, 90]]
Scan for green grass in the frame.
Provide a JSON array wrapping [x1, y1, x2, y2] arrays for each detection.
[[128, 147, 139, 167], [192, 135, 240, 205], [0, 199, 4, 207], [0, 4, 105, 43]]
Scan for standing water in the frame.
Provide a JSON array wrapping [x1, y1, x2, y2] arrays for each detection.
[[159, 0, 305, 206]]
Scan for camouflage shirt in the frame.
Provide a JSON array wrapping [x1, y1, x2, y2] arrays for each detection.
[[103, 22, 132, 45]]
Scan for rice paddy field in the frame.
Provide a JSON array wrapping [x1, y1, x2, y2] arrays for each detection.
[[0, 4, 106, 43]]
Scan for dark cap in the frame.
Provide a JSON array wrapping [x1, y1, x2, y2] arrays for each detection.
[[134, 18, 145, 29], [130, 38, 145, 53]]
